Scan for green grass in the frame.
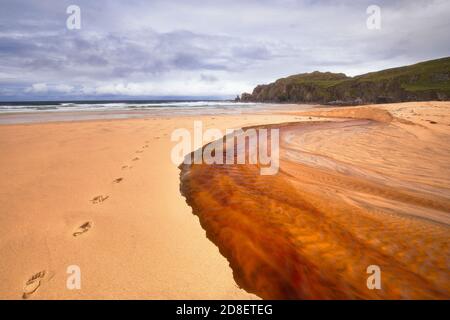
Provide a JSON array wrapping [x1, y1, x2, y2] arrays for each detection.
[[278, 72, 350, 88], [355, 57, 450, 83], [244, 56, 450, 102], [401, 82, 450, 93]]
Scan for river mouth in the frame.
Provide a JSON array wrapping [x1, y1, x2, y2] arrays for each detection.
[[179, 118, 450, 299]]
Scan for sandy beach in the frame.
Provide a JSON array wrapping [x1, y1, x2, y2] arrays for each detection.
[[2, 0, 450, 305], [0, 110, 298, 299], [0, 102, 449, 299], [180, 101, 450, 299]]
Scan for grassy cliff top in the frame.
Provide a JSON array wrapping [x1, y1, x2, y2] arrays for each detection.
[[253, 56, 450, 95]]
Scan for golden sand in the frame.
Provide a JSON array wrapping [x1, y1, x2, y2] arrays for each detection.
[[0, 102, 449, 299], [0, 113, 298, 299], [180, 102, 450, 299]]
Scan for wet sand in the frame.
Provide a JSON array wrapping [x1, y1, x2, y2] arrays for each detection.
[[0, 102, 448, 299], [0, 113, 298, 299], [180, 102, 450, 299]]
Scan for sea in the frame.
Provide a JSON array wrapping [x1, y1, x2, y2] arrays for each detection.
[[0, 100, 269, 124]]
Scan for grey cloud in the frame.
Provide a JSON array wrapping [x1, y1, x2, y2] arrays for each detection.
[[0, 26, 280, 82], [0, 0, 449, 99]]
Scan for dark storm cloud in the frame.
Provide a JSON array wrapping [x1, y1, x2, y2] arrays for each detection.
[[0, 0, 449, 98]]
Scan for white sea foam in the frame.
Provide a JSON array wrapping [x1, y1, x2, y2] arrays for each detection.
[[0, 101, 270, 124]]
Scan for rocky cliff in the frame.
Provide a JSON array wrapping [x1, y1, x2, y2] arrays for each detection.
[[238, 57, 450, 105]]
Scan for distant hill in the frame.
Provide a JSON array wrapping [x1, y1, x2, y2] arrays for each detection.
[[238, 57, 450, 105]]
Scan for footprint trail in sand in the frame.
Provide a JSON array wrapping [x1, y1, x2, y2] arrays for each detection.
[[22, 271, 46, 299], [73, 221, 92, 237]]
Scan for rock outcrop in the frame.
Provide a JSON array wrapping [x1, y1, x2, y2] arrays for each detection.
[[237, 57, 450, 105]]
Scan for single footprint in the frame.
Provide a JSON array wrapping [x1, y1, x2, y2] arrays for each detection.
[[154, 137, 160, 140], [22, 271, 46, 299], [142, 145, 149, 149], [73, 221, 92, 237], [136, 150, 143, 153], [122, 165, 128, 169], [132, 157, 139, 161], [113, 177, 123, 184], [91, 195, 109, 204]]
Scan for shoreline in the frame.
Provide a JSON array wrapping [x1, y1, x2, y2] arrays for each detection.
[[0, 103, 309, 125], [0, 101, 449, 299]]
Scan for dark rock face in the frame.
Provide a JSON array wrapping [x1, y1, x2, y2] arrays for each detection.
[[239, 57, 450, 105]]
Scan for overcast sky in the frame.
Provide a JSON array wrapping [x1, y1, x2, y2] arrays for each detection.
[[1, 0, 449, 100]]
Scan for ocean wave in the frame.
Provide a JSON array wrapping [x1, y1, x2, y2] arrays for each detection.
[[0, 101, 261, 113]]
